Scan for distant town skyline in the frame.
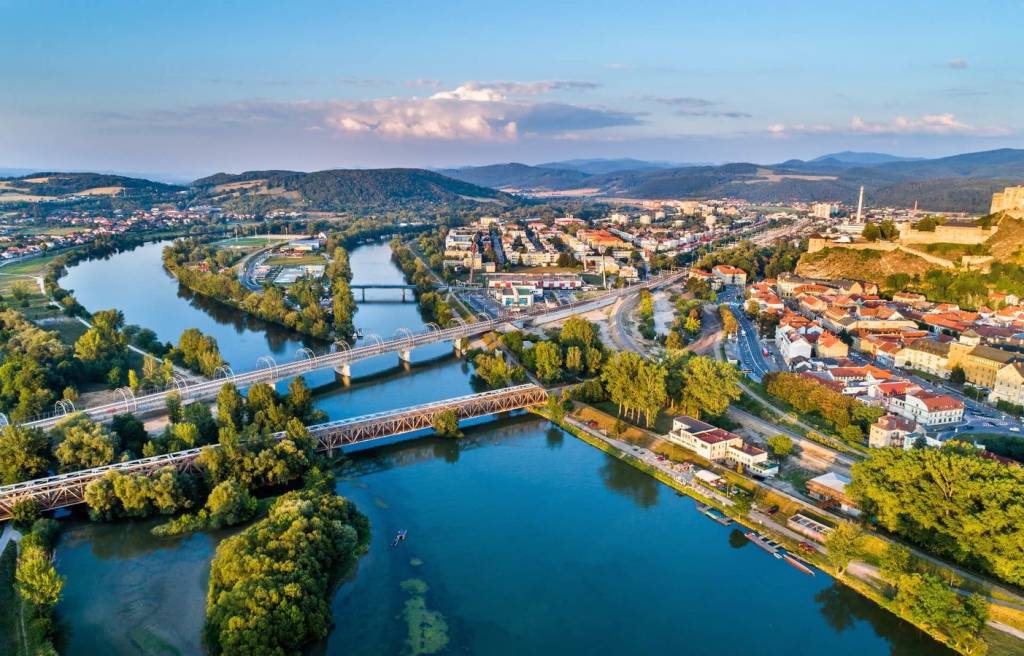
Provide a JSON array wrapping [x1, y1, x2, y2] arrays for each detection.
[[2, 1, 1022, 177]]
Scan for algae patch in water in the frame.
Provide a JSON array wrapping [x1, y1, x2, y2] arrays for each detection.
[[400, 578, 449, 655], [409, 557, 424, 567], [373, 496, 390, 509]]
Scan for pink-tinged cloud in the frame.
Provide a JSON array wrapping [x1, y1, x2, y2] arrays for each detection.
[[768, 113, 1007, 137]]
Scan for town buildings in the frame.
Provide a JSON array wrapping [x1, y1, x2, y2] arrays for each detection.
[[806, 472, 859, 515], [666, 416, 778, 477], [869, 415, 922, 449]]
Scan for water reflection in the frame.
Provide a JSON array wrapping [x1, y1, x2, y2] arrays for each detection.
[[814, 582, 955, 655], [176, 285, 326, 355], [545, 426, 565, 449], [598, 459, 660, 509], [728, 528, 751, 549]]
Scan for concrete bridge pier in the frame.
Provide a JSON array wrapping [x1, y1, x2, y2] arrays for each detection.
[[453, 337, 469, 357], [335, 364, 352, 384], [399, 349, 413, 365]]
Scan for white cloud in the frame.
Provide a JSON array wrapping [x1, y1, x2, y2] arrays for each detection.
[[849, 113, 999, 135], [430, 80, 600, 101], [768, 113, 1005, 137], [946, 58, 968, 69], [126, 81, 637, 143]]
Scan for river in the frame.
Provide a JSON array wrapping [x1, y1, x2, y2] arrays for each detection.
[[52, 240, 952, 655]]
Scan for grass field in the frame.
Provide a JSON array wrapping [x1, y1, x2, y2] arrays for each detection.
[[0, 255, 61, 321], [9, 226, 83, 237], [264, 254, 326, 266], [212, 236, 278, 248]]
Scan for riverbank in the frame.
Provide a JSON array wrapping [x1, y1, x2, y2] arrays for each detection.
[[538, 402, 1023, 655]]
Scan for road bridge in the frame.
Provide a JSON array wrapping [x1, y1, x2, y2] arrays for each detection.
[[0, 384, 548, 520], [17, 270, 685, 431], [349, 283, 447, 302]]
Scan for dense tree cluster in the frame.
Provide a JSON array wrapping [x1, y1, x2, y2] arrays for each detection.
[[72, 376, 324, 528], [432, 409, 462, 438], [170, 327, 224, 378], [496, 318, 605, 385], [881, 260, 1024, 310], [637, 289, 656, 339], [697, 239, 803, 281], [326, 246, 357, 342], [763, 372, 882, 443], [472, 350, 527, 388], [83, 466, 198, 520], [52, 414, 120, 471], [601, 351, 667, 427], [204, 484, 369, 655], [0, 308, 73, 421], [13, 518, 64, 652], [390, 237, 455, 325], [861, 220, 899, 242], [163, 239, 336, 339], [665, 297, 703, 350], [0, 425, 50, 484], [663, 354, 742, 419], [718, 304, 738, 337], [151, 478, 259, 536], [850, 441, 1024, 586]]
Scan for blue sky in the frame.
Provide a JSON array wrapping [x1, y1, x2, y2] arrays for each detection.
[[2, 1, 1022, 178]]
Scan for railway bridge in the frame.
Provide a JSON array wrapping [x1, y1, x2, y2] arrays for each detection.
[[17, 269, 684, 431], [0, 384, 548, 520]]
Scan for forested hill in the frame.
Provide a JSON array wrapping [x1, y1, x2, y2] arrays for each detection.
[[0, 172, 185, 198], [191, 168, 513, 211]]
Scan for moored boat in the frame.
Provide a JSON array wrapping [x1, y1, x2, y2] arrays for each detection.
[[782, 552, 816, 576]]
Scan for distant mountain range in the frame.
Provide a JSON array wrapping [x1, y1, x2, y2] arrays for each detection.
[[440, 149, 1024, 212], [809, 151, 925, 166], [537, 158, 685, 175], [4, 149, 1023, 213]]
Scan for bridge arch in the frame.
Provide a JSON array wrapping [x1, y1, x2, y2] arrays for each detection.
[[54, 399, 76, 417], [114, 387, 138, 414], [170, 374, 190, 400], [256, 355, 277, 379]]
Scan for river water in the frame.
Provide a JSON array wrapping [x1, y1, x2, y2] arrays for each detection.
[[53, 240, 951, 655]]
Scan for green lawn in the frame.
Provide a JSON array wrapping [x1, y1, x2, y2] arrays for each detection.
[[0, 254, 59, 278], [11, 226, 83, 236], [212, 236, 277, 248], [264, 254, 326, 267]]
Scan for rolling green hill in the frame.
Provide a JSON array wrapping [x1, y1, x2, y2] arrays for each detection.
[[192, 168, 513, 211]]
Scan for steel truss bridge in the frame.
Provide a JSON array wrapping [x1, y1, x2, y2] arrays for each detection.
[[17, 270, 684, 431], [0, 384, 548, 520]]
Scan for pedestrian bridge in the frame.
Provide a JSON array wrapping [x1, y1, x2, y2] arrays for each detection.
[[17, 269, 685, 431], [0, 384, 549, 520]]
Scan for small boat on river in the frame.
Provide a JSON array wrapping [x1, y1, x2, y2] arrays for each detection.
[[782, 552, 816, 576], [696, 503, 732, 526], [391, 530, 408, 547]]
